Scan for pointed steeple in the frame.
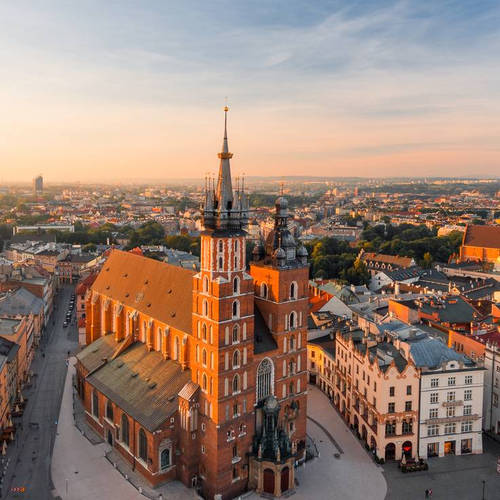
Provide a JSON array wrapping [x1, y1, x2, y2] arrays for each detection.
[[216, 106, 234, 212], [202, 106, 248, 234]]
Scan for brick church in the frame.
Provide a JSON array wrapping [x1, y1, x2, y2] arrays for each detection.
[[76, 108, 309, 499]]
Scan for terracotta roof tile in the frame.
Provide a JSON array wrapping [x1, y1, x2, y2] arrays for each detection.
[[91, 249, 194, 334], [463, 224, 500, 249]]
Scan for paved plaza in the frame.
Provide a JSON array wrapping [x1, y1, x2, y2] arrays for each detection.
[[383, 435, 500, 500]]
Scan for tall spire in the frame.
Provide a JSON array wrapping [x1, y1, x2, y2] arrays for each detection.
[[202, 106, 248, 233], [216, 106, 234, 212]]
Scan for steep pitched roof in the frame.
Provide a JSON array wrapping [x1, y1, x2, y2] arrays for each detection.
[[91, 249, 194, 334], [81, 336, 191, 431], [463, 224, 500, 249]]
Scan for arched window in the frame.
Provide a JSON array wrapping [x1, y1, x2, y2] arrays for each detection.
[[232, 324, 239, 343], [138, 428, 148, 462], [260, 283, 268, 299], [290, 311, 297, 329], [157, 328, 162, 352], [202, 300, 208, 317], [232, 300, 240, 318], [232, 374, 240, 394], [174, 337, 180, 361], [121, 414, 130, 447], [106, 400, 114, 421], [218, 257, 223, 271], [257, 358, 274, 402], [233, 276, 240, 294], [160, 448, 170, 470], [202, 348, 207, 367], [92, 390, 99, 417], [203, 276, 209, 293], [218, 240, 223, 252], [202, 323, 207, 341], [234, 240, 239, 252], [290, 335, 296, 351], [290, 281, 297, 300], [202, 373, 208, 392], [232, 350, 240, 369]]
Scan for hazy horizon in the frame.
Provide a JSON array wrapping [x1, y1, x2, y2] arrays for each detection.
[[1, 1, 499, 182]]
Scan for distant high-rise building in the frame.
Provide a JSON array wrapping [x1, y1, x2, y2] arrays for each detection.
[[33, 175, 43, 194]]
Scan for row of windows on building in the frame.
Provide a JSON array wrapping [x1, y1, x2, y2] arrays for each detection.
[[429, 390, 473, 403], [427, 421, 474, 436], [428, 405, 473, 419], [430, 375, 474, 387], [91, 391, 171, 470]]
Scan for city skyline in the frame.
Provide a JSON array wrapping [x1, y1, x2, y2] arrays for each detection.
[[1, 1, 499, 182]]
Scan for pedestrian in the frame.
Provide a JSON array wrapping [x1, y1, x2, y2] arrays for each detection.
[[429, 489, 432, 497], [425, 490, 429, 498]]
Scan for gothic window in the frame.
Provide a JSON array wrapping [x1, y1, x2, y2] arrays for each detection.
[[121, 414, 130, 447], [257, 358, 274, 402], [138, 428, 148, 462], [202, 323, 207, 341], [232, 300, 240, 318], [232, 324, 239, 343], [290, 311, 297, 329], [260, 283, 268, 299], [290, 335, 296, 351], [92, 390, 99, 417], [234, 240, 239, 252], [218, 257, 223, 271], [106, 400, 113, 421], [203, 276, 209, 293], [202, 348, 207, 366], [218, 240, 223, 252], [202, 300, 208, 317], [232, 374, 240, 394], [290, 281, 297, 300], [233, 350, 240, 369], [160, 448, 171, 470], [202, 373, 208, 392], [233, 276, 240, 294]]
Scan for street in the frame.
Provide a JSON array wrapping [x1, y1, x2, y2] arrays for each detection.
[[2, 285, 77, 500]]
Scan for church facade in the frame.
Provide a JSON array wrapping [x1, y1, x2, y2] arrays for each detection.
[[76, 108, 309, 499]]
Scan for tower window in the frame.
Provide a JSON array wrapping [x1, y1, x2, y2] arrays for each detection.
[[232, 324, 240, 343], [218, 240, 223, 252], [203, 276, 209, 293], [202, 323, 207, 341], [260, 283, 268, 299], [290, 311, 297, 329], [232, 300, 240, 318], [232, 374, 240, 394], [138, 428, 148, 462], [233, 276, 240, 294], [218, 257, 223, 271], [290, 281, 297, 300], [232, 350, 240, 368]]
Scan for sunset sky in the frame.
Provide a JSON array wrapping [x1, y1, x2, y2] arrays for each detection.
[[0, 1, 499, 183]]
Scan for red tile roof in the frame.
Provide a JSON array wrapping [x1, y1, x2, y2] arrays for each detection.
[[463, 224, 500, 249], [91, 249, 194, 334], [360, 252, 414, 268]]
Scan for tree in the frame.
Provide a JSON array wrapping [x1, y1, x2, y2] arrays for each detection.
[[421, 252, 433, 269]]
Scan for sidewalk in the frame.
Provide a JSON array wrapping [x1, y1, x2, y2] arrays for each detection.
[[51, 358, 142, 500]]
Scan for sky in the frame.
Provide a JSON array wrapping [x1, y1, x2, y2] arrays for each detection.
[[0, 0, 499, 183]]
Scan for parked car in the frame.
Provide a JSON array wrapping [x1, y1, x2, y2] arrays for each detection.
[[63, 321, 68, 328]]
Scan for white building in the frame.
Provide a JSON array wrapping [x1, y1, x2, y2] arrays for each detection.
[[483, 341, 500, 436], [415, 347, 484, 458]]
